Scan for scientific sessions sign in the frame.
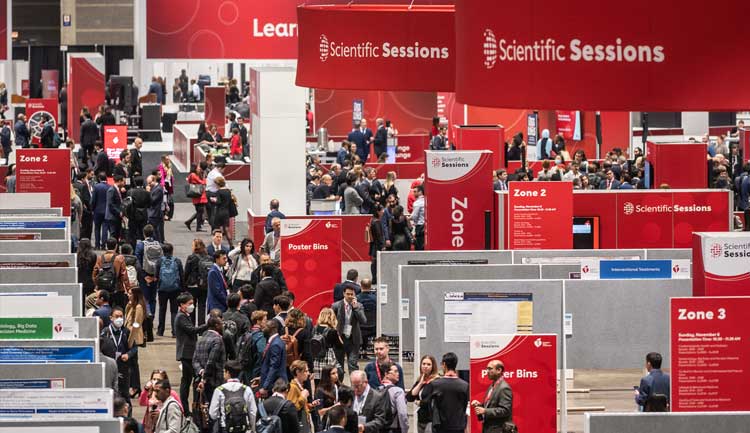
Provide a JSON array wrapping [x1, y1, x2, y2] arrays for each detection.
[[692, 232, 750, 296]]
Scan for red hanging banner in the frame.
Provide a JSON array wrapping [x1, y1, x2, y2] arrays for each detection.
[[455, 0, 750, 111], [281, 219, 342, 318], [470, 335, 557, 433], [296, 5, 455, 92], [15, 149, 72, 216], [424, 150, 493, 250]]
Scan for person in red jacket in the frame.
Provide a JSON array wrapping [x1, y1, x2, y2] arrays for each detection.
[[229, 128, 242, 160], [184, 162, 207, 232]]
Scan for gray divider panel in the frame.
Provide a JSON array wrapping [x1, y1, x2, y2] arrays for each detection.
[[0, 284, 83, 316], [512, 249, 646, 264], [565, 279, 691, 369], [0, 193, 50, 209], [645, 248, 692, 260], [585, 412, 750, 433], [390, 264, 543, 358], [377, 251, 513, 321], [0, 253, 76, 266], [0, 419, 122, 432], [0, 208, 63, 216], [0, 267, 77, 284], [0, 339, 99, 363], [540, 264, 581, 279], [74, 317, 99, 339], [0, 240, 69, 253], [0, 216, 69, 240], [414, 279, 563, 372], [0, 363, 105, 388]]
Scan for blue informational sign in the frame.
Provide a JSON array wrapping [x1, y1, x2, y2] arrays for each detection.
[[0, 347, 94, 364], [0, 221, 66, 229], [599, 260, 672, 279], [0, 379, 54, 389]]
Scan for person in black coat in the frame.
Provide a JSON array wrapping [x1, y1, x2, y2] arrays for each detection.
[[333, 269, 361, 303], [14, 114, 30, 149], [147, 175, 165, 242], [39, 116, 56, 148], [254, 264, 281, 317], [174, 292, 208, 412], [80, 115, 99, 161], [249, 253, 288, 292], [368, 204, 386, 282], [373, 118, 388, 159], [100, 307, 137, 406], [130, 138, 144, 180], [262, 380, 300, 433], [93, 142, 112, 177]]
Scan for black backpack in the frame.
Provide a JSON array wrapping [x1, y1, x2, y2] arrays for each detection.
[[311, 327, 329, 358], [238, 330, 263, 373], [219, 385, 250, 433], [256, 400, 287, 433], [96, 253, 117, 291], [197, 256, 215, 291]]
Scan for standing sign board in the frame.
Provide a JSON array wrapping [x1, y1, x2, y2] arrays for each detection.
[[508, 181, 572, 249], [671, 297, 750, 411], [470, 334, 557, 433], [424, 150, 493, 250], [0, 318, 79, 340], [280, 219, 342, 318], [25, 99, 59, 147], [692, 232, 750, 296], [103, 125, 127, 163], [15, 149, 72, 216]]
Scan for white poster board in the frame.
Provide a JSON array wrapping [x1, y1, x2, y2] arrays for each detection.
[[0, 388, 112, 419], [443, 292, 532, 343]]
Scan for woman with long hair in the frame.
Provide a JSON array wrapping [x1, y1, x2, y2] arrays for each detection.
[[315, 365, 341, 425], [228, 238, 259, 291], [126, 286, 147, 395], [212, 176, 235, 248], [184, 162, 207, 232], [313, 308, 344, 383], [77, 238, 98, 299], [406, 355, 440, 433], [184, 238, 210, 325], [384, 171, 398, 202], [285, 308, 313, 370], [287, 360, 320, 433], [158, 155, 175, 220], [389, 205, 413, 251], [139, 369, 182, 433]]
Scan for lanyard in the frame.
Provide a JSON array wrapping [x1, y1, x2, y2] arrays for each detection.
[[109, 325, 123, 350], [374, 359, 391, 385]]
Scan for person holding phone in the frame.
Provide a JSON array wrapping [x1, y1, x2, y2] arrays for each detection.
[[288, 360, 321, 433], [470, 360, 513, 433]]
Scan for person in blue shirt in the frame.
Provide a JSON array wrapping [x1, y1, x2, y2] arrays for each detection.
[[148, 76, 163, 104], [93, 289, 113, 329], [264, 199, 285, 233], [207, 250, 229, 313], [364, 336, 404, 389], [634, 352, 670, 411]]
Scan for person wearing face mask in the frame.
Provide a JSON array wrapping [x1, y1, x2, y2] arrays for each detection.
[[175, 292, 209, 415], [100, 307, 138, 407]]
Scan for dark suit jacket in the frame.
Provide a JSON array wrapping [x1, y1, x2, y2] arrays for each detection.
[[105, 185, 122, 221], [192, 330, 225, 387], [40, 124, 55, 148], [481, 379, 513, 433], [80, 119, 99, 148], [113, 163, 129, 181], [94, 151, 112, 177], [348, 128, 373, 160], [207, 265, 228, 312], [148, 184, 164, 220], [206, 243, 229, 258], [263, 396, 299, 433], [360, 387, 390, 433], [75, 180, 93, 212], [260, 335, 287, 390], [333, 280, 361, 303], [174, 310, 208, 361], [250, 266, 288, 292], [14, 120, 30, 148], [254, 277, 281, 317], [91, 182, 109, 216], [599, 179, 621, 190], [130, 148, 143, 177], [373, 126, 388, 157], [332, 299, 367, 346]]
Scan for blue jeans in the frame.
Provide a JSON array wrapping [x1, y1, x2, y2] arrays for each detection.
[[144, 279, 158, 317], [93, 213, 106, 248]]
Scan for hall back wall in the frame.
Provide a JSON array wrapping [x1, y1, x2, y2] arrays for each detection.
[[314, 90, 436, 136]]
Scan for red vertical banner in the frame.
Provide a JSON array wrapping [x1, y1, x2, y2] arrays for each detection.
[[453, 125, 506, 170], [41, 70, 60, 99], [740, 128, 749, 162], [692, 233, 750, 296], [671, 297, 750, 411], [25, 99, 59, 146], [424, 150, 493, 250], [68, 55, 105, 144], [470, 335, 557, 433], [281, 219, 342, 318], [508, 181, 573, 249], [204, 86, 226, 136], [104, 125, 128, 163], [0, 0, 6, 61], [15, 149, 72, 216]]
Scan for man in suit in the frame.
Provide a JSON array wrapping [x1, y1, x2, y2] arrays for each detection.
[[599, 169, 621, 190], [430, 127, 449, 150], [250, 253, 288, 292], [93, 141, 112, 177], [91, 173, 110, 249], [147, 175, 165, 242], [207, 229, 229, 257], [39, 115, 56, 148], [333, 269, 361, 303], [258, 319, 287, 398], [129, 137, 143, 180], [80, 114, 99, 162], [348, 119, 374, 162], [350, 370, 390, 433], [174, 292, 208, 414], [207, 250, 229, 313], [75, 170, 94, 240], [193, 316, 226, 402], [14, 114, 30, 148], [104, 175, 125, 242], [373, 118, 388, 159], [471, 360, 512, 433], [112, 150, 131, 189], [332, 286, 367, 375], [321, 404, 348, 433], [262, 379, 299, 433], [148, 76, 163, 104], [253, 263, 282, 318], [493, 169, 508, 191]]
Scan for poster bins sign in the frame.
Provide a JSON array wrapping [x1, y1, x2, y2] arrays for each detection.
[[280, 219, 342, 318], [671, 297, 750, 411], [580, 259, 690, 279], [470, 334, 556, 433], [425, 150, 493, 250], [693, 232, 750, 296]]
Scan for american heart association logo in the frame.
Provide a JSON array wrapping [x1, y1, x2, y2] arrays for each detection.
[[54, 323, 63, 333], [431, 156, 441, 168], [319, 34, 330, 62], [582, 265, 589, 273], [483, 29, 497, 69], [534, 338, 542, 348], [710, 243, 722, 258], [672, 264, 680, 273]]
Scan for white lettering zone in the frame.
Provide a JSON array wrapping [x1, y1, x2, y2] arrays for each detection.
[[287, 243, 329, 251], [451, 197, 468, 248]]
